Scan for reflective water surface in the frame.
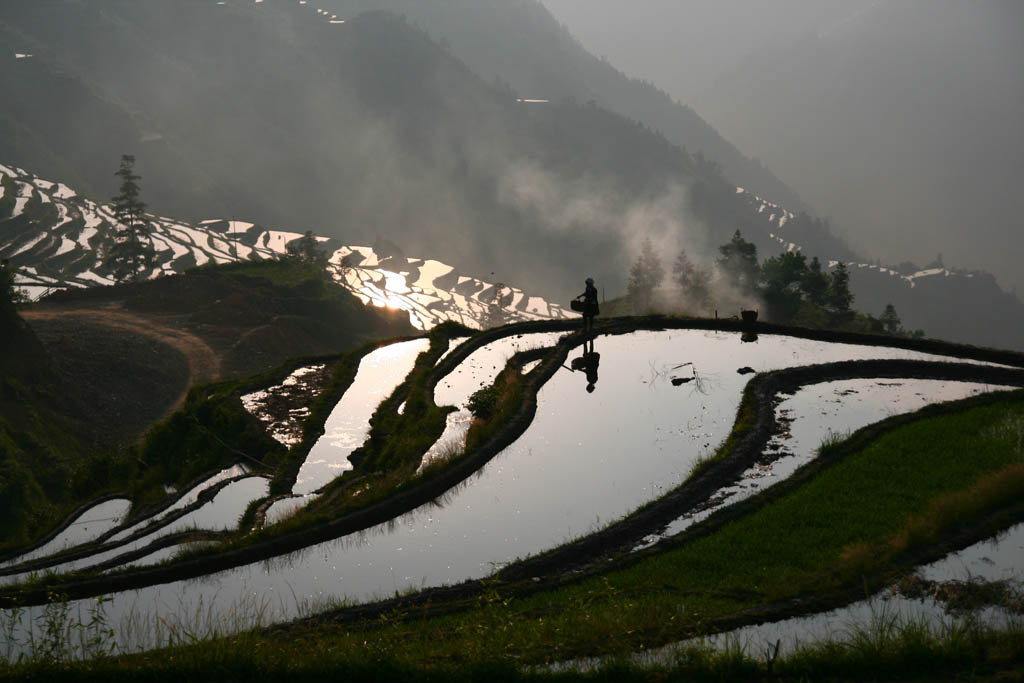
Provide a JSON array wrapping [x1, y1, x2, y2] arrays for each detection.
[[264, 494, 320, 526], [293, 339, 430, 495], [420, 332, 565, 470], [109, 465, 250, 544], [241, 365, 326, 446], [5, 331, 1013, 656], [653, 379, 1016, 542], [1, 478, 269, 585], [1, 498, 131, 567]]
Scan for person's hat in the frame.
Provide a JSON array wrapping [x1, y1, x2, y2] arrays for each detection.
[[585, 277, 594, 284]]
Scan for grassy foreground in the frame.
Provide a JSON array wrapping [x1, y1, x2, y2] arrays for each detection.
[[5, 389, 1023, 680]]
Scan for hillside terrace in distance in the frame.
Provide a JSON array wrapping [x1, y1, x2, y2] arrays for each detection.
[[0, 162, 569, 331]]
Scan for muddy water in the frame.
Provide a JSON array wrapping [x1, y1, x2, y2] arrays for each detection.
[[6, 331, 1009, 655], [241, 365, 326, 446]]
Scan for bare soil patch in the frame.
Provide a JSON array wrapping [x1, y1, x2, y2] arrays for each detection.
[[19, 263, 411, 446], [23, 307, 215, 445]]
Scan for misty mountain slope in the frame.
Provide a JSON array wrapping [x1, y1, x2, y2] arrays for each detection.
[[709, 1, 1024, 287], [549, 0, 1024, 297], [0, 0, 843, 301], [312, 0, 806, 213], [7, 159, 1024, 350], [2, 2, 1021, 349]]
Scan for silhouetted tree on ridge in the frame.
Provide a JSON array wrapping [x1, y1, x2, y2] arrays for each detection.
[[827, 261, 854, 320], [106, 155, 156, 283]]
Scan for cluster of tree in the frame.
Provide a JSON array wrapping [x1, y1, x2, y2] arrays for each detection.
[[626, 230, 923, 337]]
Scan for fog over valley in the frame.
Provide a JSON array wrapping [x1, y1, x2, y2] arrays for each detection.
[[541, 0, 1024, 296]]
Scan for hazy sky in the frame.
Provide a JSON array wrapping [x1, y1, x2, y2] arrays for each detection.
[[539, 0, 857, 108], [540, 0, 1024, 295]]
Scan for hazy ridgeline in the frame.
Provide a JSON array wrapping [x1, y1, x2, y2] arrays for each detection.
[[541, 0, 1024, 298], [0, 0, 835, 302], [311, 0, 808, 212], [1, 0, 1022, 348]]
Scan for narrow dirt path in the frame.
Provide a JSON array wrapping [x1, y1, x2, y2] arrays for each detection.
[[23, 307, 222, 414]]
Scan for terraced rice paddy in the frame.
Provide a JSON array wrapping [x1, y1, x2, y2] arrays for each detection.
[[3, 323, 1020, 662]]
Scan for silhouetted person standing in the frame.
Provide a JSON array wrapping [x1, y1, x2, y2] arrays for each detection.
[[576, 277, 599, 339]]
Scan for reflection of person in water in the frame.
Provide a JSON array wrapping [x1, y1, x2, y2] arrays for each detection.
[[570, 349, 600, 393]]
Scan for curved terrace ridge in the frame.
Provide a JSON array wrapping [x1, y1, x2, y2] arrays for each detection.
[[2, 318, 1021, 609]]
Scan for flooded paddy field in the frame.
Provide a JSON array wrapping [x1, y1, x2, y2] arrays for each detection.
[[654, 378, 1017, 541], [420, 331, 566, 470], [615, 521, 1024, 669], [0, 498, 131, 568], [2, 325, 1021, 660], [241, 364, 327, 447], [291, 339, 430, 495], [0, 474, 266, 586]]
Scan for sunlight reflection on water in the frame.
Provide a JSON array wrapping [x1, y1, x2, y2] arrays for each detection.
[[6, 330, 1015, 656]]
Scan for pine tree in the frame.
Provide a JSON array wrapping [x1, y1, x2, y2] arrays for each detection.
[[716, 230, 759, 295], [672, 249, 710, 308], [760, 251, 807, 322], [627, 237, 664, 312], [802, 256, 829, 307], [827, 261, 854, 318], [287, 230, 328, 266], [880, 303, 902, 335], [760, 251, 808, 291], [107, 155, 155, 282]]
